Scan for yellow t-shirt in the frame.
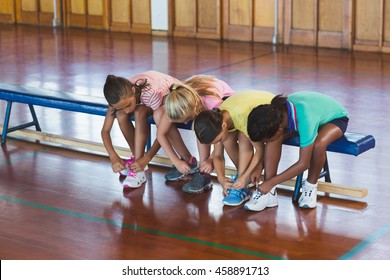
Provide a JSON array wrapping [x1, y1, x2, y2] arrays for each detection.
[[219, 90, 275, 138]]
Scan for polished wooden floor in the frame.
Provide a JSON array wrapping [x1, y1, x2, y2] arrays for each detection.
[[0, 24, 390, 260]]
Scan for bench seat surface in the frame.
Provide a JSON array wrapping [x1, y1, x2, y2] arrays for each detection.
[[283, 132, 376, 156]]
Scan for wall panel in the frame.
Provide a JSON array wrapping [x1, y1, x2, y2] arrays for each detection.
[[16, 0, 39, 25], [0, 0, 15, 23], [222, 0, 252, 41], [110, 0, 131, 31], [131, 0, 151, 33]]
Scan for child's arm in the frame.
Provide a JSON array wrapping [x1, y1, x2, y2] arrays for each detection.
[[196, 140, 213, 173], [259, 144, 313, 193], [101, 109, 125, 173], [232, 137, 264, 189], [156, 112, 180, 162]]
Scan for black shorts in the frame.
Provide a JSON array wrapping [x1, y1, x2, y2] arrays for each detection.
[[328, 116, 349, 134]]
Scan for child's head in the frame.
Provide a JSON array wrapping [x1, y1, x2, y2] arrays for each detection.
[[165, 82, 203, 123], [247, 95, 287, 142], [103, 74, 149, 114], [184, 75, 220, 98], [194, 108, 224, 144]]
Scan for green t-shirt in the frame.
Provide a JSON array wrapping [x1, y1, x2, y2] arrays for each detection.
[[220, 90, 275, 138], [288, 91, 349, 147]]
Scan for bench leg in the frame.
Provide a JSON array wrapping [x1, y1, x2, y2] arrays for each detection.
[[1, 102, 41, 145], [28, 104, 41, 132], [292, 173, 303, 202], [1, 101, 13, 144], [146, 122, 151, 151]]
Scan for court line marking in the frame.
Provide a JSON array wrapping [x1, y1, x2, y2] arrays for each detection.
[[0, 195, 286, 260], [338, 221, 390, 259]]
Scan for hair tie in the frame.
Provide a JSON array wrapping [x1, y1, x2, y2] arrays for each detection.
[[169, 84, 178, 91]]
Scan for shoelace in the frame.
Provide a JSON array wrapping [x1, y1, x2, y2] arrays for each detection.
[[228, 189, 246, 198], [253, 191, 263, 200], [127, 168, 137, 178], [303, 188, 313, 197]]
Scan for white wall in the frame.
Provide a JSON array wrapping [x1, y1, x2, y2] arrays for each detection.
[[151, 0, 168, 31]]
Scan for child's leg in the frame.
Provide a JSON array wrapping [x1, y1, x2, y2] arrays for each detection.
[[263, 134, 285, 181], [307, 123, 344, 184], [222, 131, 239, 169], [237, 132, 253, 175], [133, 105, 153, 160], [116, 112, 135, 153]]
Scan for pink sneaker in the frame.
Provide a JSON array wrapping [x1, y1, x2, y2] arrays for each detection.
[[119, 156, 135, 176]]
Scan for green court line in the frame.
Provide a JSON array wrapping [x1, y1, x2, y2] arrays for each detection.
[[0, 195, 286, 260], [0, 148, 49, 166], [338, 221, 390, 260]]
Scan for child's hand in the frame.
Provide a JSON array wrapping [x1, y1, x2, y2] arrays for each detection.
[[232, 176, 247, 190], [218, 177, 233, 195], [130, 157, 148, 173], [112, 160, 125, 173], [173, 159, 191, 175], [200, 158, 214, 174]]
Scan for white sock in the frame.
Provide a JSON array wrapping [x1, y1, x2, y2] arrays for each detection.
[[304, 180, 317, 189]]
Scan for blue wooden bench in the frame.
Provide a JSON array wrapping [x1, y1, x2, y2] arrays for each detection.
[[0, 82, 375, 200]]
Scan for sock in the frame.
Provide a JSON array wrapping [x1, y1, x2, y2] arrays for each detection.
[[305, 180, 318, 189]]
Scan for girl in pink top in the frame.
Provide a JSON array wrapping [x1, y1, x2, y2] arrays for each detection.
[[102, 70, 180, 189], [156, 75, 236, 194]]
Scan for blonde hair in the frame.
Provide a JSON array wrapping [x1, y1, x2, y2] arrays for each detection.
[[184, 74, 220, 98], [165, 83, 204, 122]]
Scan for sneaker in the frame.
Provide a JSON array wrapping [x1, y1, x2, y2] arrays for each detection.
[[222, 189, 250, 206], [244, 187, 278, 212], [123, 170, 146, 188], [182, 172, 213, 194], [165, 157, 199, 181], [119, 156, 135, 176], [298, 182, 317, 208]]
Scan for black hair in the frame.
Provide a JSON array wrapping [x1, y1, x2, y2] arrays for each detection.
[[194, 108, 223, 144], [247, 95, 287, 142]]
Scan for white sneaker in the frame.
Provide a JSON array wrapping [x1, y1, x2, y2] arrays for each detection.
[[123, 170, 146, 188], [244, 187, 278, 212], [298, 182, 317, 208]]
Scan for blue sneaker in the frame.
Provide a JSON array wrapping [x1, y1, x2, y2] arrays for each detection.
[[222, 189, 250, 206]]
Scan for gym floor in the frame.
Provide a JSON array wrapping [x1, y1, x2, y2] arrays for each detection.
[[0, 24, 389, 260]]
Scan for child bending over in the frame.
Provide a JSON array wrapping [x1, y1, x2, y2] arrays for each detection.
[[102, 71, 180, 188], [193, 90, 275, 206], [246, 91, 349, 211], [157, 75, 234, 193]]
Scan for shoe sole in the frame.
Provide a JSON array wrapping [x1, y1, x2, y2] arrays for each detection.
[[123, 178, 146, 189], [299, 203, 316, 209], [244, 202, 278, 211], [222, 196, 250, 206], [182, 183, 213, 194]]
